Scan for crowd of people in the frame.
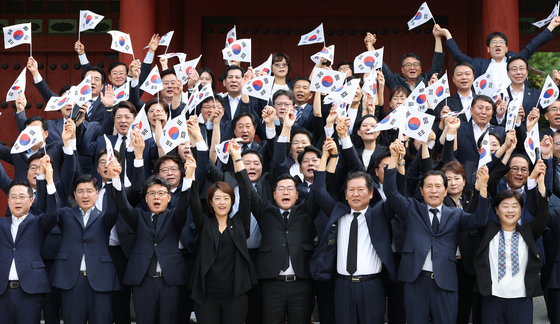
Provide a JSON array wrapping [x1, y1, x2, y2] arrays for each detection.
[[3, 15, 560, 324]]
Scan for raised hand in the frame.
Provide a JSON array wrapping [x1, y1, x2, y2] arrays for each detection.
[[74, 40, 85, 55], [336, 116, 350, 138], [26, 57, 39, 78], [130, 128, 145, 159], [540, 135, 553, 159], [107, 160, 122, 179], [184, 154, 197, 179], [187, 69, 200, 89], [148, 34, 159, 53], [15, 93, 26, 113], [100, 85, 115, 108]]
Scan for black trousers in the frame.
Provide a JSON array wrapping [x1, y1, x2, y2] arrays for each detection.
[[43, 259, 62, 324], [109, 245, 132, 324], [480, 295, 533, 324], [245, 249, 263, 324], [383, 253, 406, 324], [0, 285, 43, 324], [456, 259, 479, 324], [194, 293, 248, 324], [313, 279, 335, 324], [262, 278, 314, 324], [132, 275, 180, 324], [60, 275, 113, 324], [177, 251, 196, 324]]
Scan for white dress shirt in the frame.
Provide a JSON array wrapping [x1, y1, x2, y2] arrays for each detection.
[[228, 95, 241, 118], [8, 214, 28, 281], [422, 205, 442, 272], [489, 230, 528, 298], [459, 92, 473, 121]]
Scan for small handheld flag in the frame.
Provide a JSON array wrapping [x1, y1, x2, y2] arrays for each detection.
[[127, 106, 152, 141], [140, 66, 164, 96], [425, 72, 450, 109], [45, 88, 75, 112], [79, 10, 104, 34], [107, 31, 135, 59], [11, 126, 42, 154], [405, 83, 428, 113], [186, 83, 214, 114], [3, 23, 32, 50], [323, 78, 360, 106], [478, 132, 492, 169], [311, 45, 335, 65], [474, 72, 497, 97], [158, 53, 187, 64], [407, 2, 435, 30], [504, 98, 521, 132], [537, 75, 560, 109], [6, 69, 26, 103], [353, 48, 384, 73], [104, 135, 116, 166], [225, 26, 237, 49], [73, 75, 92, 108], [143, 31, 174, 51], [243, 75, 274, 101], [524, 122, 540, 164], [173, 55, 202, 86], [222, 39, 251, 63], [402, 105, 436, 142], [215, 140, 232, 164], [160, 113, 189, 153], [533, 4, 559, 28], [113, 82, 130, 106], [362, 72, 378, 99], [310, 67, 346, 94], [298, 23, 325, 46], [367, 108, 404, 133], [254, 54, 273, 75]]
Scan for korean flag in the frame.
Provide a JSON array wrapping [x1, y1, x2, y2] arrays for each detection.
[[173, 55, 201, 86], [3, 23, 32, 49], [254, 54, 272, 76], [107, 30, 134, 56], [402, 105, 436, 142], [11, 126, 42, 154], [353, 48, 384, 73], [140, 66, 164, 96], [311, 45, 335, 65], [45, 88, 75, 112], [242, 75, 274, 101], [74, 75, 92, 108], [225, 26, 236, 49], [127, 105, 152, 141], [298, 23, 325, 46], [79, 10, 104, 33], [478, 132, 492, 169], [537, 75, 560, 109], [310, 67, 346, 94], [425, 72, 450, 109], [407, 2, 434, 30], [222, 39, 251, 63], [367, 107, 404, 133], [160, 113, 189, 154], [6, 69, 26, 102]]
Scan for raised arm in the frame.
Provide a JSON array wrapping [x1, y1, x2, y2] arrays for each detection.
[[385, 140, 412, 217], [530, 159, 550, 239], [40, 158, 59, 236], [459, 166, 489, 232], [108, 161, 139, 229], [173, 154, 196, 228]]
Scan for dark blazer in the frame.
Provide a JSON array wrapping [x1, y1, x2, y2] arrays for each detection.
[[294, 103, 314, 131], [0, 191, 58, 295], [444, 28, 554, 78], [475, 190, 549, 297], [455, 121, 506, 165], [112, 178, 190, 287], [382, 52, 445, 94], [310, 171, 397, 280], [506, 86, 541, 117], [188, 171, 257, 305], [220, 96, 253, 142], [0, 141, 65, 183], [384, 167, 491, 291], [547, 203, 560, 290], [50, 190, 120, 292], [432, 92, 470, 130]]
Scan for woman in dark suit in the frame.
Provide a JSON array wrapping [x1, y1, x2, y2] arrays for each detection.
[[188, 140, 257, 324], [475, 159, 549, 324]]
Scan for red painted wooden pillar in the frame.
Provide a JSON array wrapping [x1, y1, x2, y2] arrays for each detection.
[[120, 0, 155, 65], [482, 0, 519, 56]]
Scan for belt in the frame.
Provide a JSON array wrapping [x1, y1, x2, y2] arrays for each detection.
[[420, 270, 434, 279], [79, 270, 87, 276], [275, 275, 297, 282], [8, 281, 20, 288], [339, 274, 379, 282], [152, 272, 163, 278]]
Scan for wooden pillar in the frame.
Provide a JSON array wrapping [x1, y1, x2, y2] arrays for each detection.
[[120, 0, 155, 65], [482, 0, 519, 56]]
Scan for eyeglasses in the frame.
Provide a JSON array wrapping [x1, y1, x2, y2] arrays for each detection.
[[274, 102, 293, 108], [9, 195, 30, 201], [147, 190, 169, 198], [510, 166, 529, 174], [403, 62, 421, 68], [111, 72, 126, 77], [554, 141, 560, 148], [338, 66, 350, 71], [274, 63, 288, 68], [28, 165, 39, 172], [509, 67, 526, 73], [550, 108, 560, 113], [76, 189, 96, 195], [276, 186, 296, 193], [490, 40, 506, 45], [160, 167, 180, 174]]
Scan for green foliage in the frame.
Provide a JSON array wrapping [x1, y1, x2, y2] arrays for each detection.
[[528, 52, 560, 89]]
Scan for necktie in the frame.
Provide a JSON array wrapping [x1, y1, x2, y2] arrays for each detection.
[[86, 99, 95, 119], [152, 213, 158, 230], [307, 182, 313, 193], [281, 211, 290, 271], [498, 229, 506, 281], [346, 212, 360, 275], [430, 208, 439, 234], [295, 106, 303, 124], [148, 213, 159, 276], [119, 136, 127, 181], [242, 144, 248, 152]]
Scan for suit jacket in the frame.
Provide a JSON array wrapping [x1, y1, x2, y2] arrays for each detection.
[[384, 167, 490, 291], [310, 171, 397, 281], [220, 96, 253, 142], [506, 86, 541, 117], [188, 171, 257, 305], [0, 140, 65, 183], [112, 178, 190, 286], [455, 121, 506, 165], [294, 103, 314, 131], [382, 52, 445, 94], [51, 192, 120, 292], [444, 28, 554, 78], [0, 192, 58, 295], [475, 191, 549, 297]]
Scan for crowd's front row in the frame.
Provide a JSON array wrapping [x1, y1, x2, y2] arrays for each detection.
[[0, 100, 557, 324]]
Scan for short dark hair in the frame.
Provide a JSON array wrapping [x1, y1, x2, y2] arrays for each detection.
[[486, 32, 508, 47], [27, 151, 45, 170], [476, 130, 502, 149], [471, 95, 495, 112], [198, 68, 216, 91], [451, 61, 475, 76], [155, 155, 182, 174], [224, 65, 245, 79], [144, 175, 171, 195], [440, 161, 466, 180], [373, 150, 391, 171], [272, 53, 291, 75], [336, 60, 353, 73], [24, 115, 49, 131], [290, 127, 313, 144], [506, 56, 528, 71], [144, 98, 169, 117], [112, 101, 137, 120], [200, 95, 225, 108], [292, 76, 311, 86], [400, 53, 422, 66], [297, 145, 322, 164], [160, 68, 177, 79], [352, 114, 379, 135], [97, 148, 121, 164], [232, 111, 257, 128], [74, 174, 99, 191], [389, 86, 410, 101], [108, 61, 128, 76], [346, 171, 374, 192], [274, 173, 296, 191], [58, 85, 73, 97], [8, 180, 33, 197], [82, 66, 106, 84], [420, 170, 448, 189], [272, 89, 296, 105], [508, 154, 530, 167], [241, 148, 263, 164], [493, 189, 523, 211], [206, 181, 235, 215]]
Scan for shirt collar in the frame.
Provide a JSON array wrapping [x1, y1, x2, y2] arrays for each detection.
[[350, 206, 368, 216], [12, 214, 28, 224]]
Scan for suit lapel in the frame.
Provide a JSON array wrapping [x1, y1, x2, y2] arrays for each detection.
[[155, 210, 166, 236], [85, 208, 102, 229], [419, 207, 433, 234], [224, 98, 233, 122], [73, 207, 85, 228], [461, 121, 478, 153], [3, 219, 13, 244], [14, 216, 31, 244], [439, 205, 452, 230], [144, 212, 156, 235]]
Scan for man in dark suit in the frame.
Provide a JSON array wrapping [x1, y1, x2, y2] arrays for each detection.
[[364, 27, 444, 94], [109, 154, 194, 324], [433, 62, 476, 129], [0, 116, 65, 182], [221, 65, 253, 141], [311, 138, 397, 324], [0, 175, 58, 324], [456, 95, 506, 165], [544, 99, 560, 137], [292, 77, 314, 131], [384, 139, 491, 324], [439, 18, 560, 78], [50, 174, 120, 324]]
